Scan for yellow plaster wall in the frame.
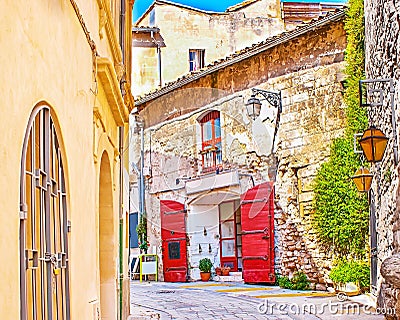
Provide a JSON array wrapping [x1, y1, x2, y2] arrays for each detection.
[[0, 1, 131, 319]]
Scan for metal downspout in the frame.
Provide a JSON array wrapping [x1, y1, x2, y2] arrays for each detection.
[[140, 125, 145, 218], [118, 1, 126, 318], [118, 126, 124, 320], [157, 45, 162, 87]]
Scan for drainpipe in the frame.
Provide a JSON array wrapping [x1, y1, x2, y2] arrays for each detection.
[[139, 125, 145, 218], [157, 45, 162, 87], [120, 0, 126, 64], [118, 126, 124, 320], [118, 0, 126, 318]]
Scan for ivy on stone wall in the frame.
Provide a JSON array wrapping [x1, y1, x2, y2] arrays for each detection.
[[313, 138, 369, 257], [343, 0, 368, 136], [312, 0, 369, 258]]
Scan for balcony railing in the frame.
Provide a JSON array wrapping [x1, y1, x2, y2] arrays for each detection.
[[200, 147, 222, 173]]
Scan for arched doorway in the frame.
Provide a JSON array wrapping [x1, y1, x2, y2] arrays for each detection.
[[19, 105, 70, 319], [99, 152, 116, 319]]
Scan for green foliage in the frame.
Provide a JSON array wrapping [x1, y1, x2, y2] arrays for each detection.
[[312, 0, 369, 258], [329, 259, 370, 288], [344, 0, 367, 136], [198, 258, 213, 273], [136, 215, 147, 252], [138, 241, 148, 251], [313, 138, 369, 257], [291, 271, 310, 290], [276, 271, 310, 290], [276, 275, 293, 289]]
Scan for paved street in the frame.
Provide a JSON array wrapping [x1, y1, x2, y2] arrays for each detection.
[[129, 281, 386, 320]]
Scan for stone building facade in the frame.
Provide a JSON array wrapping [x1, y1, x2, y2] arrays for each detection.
[[364, 0, 400, 317], [0, 1, 134, 319], [131, 0, 346, 97], [131, 11, 348, 286], [132, 0, 286, 97]]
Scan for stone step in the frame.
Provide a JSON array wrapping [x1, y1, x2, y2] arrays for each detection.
[[213, 273, 243, 282]]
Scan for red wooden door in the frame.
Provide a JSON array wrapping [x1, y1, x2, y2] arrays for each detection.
[[160, 200, 188, 282], [240, 182, 275, 283]]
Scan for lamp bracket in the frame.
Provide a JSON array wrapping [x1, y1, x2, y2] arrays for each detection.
[[353, 133, 363, 154], [359, 78, 398, 165], [251, 88, 282, 112]]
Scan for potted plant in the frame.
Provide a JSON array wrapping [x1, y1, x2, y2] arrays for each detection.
[[199, 258, 213, 281], [329, 259, 370, 298], [221, 265, 231, 276]]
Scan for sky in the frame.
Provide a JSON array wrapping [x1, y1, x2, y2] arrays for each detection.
[[133, 0, 348, 22], [133, 0, 252, 22]]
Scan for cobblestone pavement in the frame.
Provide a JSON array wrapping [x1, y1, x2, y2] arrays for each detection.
[[129, 281, 386, 320]]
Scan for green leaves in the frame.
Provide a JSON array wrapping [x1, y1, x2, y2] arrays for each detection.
[[136, 215, 148, 252], [276, 271, 310, 290], [198, 258, 213, 273], [329, 259, 370, 288], [313, 138, 369, 257], [344, 0, 367, 137]]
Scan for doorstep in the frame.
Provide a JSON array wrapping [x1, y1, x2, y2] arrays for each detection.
[[213, 272, 243, 282]]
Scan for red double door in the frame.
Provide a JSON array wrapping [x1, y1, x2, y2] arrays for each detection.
[[240, 182, 275, 283], [160, 182, 275, 283]]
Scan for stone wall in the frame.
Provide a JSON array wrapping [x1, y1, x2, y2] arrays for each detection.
[[138, 18, 346, 128], [133, 0, 286, 96], [131, 61, 347, 283], [365, 0, 400, 316], [275, 63, 346, 286], [132, 15, 348, 284]]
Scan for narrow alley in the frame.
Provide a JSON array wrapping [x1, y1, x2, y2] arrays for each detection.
[[129, 281, 386, 320]]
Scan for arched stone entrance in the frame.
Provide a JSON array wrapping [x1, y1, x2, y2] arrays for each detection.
[[99, 152, 116, 319]]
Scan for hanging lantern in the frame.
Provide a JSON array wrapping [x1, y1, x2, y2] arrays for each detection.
[[352, 167, 373, 192], [359, 126, 389, 162], [245, 95, 262, 120]]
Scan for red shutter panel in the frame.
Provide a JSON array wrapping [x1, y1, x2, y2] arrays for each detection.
[[160, 200, 188, 282], [240, 182, 275, 283]]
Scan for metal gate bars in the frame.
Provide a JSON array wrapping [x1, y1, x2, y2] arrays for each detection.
[[19, 106, 70, 320]]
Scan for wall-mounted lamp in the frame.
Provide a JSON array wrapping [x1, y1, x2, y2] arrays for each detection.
[[245, 88, 282, 120], [352, 78, 398, 192], [358, 79, 398, 165], [245, 88, 282, 151], [245, 95, 262, 120], [359, 126, 388, 163], [352, 167, 373, 192]]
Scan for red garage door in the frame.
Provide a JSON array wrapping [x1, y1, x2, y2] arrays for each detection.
[[240, 182, 275, 283], [160, 200, 188, 282]]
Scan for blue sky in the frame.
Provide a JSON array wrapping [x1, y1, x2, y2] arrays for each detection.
[[133, 0, 347, 22], [133, 0, 253, 21]]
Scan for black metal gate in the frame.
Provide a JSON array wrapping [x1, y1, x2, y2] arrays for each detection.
[[19, 105, 70, 320]]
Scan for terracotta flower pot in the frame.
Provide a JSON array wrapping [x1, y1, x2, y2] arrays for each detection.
[[200, 272, 211, 281], [221, 267, 230, 276], [215, 267, 222, 276]]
